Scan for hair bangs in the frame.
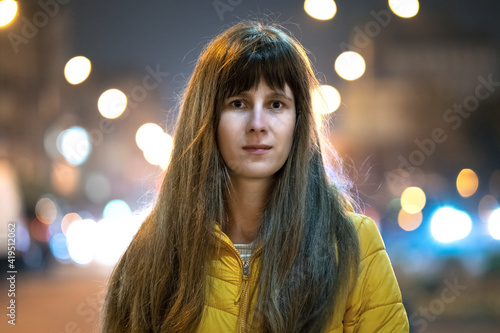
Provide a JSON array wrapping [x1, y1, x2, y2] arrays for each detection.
[[218, 31, 303, 103]]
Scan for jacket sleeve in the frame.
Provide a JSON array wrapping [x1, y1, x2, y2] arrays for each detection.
[[343, 214, 409, 333]]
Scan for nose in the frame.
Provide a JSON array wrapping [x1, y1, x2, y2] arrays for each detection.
[[247, 104, 267, 133]]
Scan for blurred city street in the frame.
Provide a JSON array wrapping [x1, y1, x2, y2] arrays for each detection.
[[1, 0, 500, 332], [2, 263, 109, 333]]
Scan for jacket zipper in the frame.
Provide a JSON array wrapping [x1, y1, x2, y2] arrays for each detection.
[[222, 242, 261, 333]]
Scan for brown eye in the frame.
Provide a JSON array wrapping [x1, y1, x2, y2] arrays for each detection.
[[231, 100, 244, 108], [271, 101, 282, 109]]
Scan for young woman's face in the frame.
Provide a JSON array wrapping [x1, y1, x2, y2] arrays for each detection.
[[217, 78, 296, 182]]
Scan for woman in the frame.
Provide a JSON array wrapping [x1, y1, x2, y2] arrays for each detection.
[[101, 21, 409, 332]]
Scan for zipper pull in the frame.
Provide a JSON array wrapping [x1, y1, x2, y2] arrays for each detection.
[[235, 260, 250, 304], [242, 260, 249, 277]]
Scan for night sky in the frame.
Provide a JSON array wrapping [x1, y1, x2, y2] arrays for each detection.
[[67, 0, 500, 100]]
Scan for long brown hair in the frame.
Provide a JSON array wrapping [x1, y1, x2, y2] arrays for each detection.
[[101, 20, 360, 333]]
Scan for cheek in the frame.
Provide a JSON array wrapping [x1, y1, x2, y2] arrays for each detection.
[[284, 115, 296, 146], [216, 117, 235, 154]]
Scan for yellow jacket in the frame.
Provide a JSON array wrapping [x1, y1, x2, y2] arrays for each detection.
[[196, 212, 409, 332]]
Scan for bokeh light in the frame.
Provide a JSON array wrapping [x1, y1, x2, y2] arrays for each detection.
[[401, 186, 426, 214], [57, 126, 92, 165], [0, 0, 18, 27], [312, 85, 341, 114], [30, 218, 51, 242], [334, 51, 366, 81], [398, 209, 423, 231], [49, 233, 71, 263], [51, 162, 79, 195], [16, 222, 31, 252], [304, 0, 337, 20], [61, 212, 83, 235], [0, 160, 22, 224], [35, 197, 58, 225], [478, 195, 498, 223], [98, 88, 127, 119], [136, 123, 174, 170], [94, 217, 140, 266], [44, 126, 63, 160], [64, 56, 92, 85], [431, 207, 472, 243], [135, 123, 165, 151], [488, 208, 500, 240], [389, 0, 419, 18], [143, 132, 173, 170], [103, 199, 132, 219], [456, 168, 479, 197], [84, 172, 111, 204], [66, 219, 98, 265]]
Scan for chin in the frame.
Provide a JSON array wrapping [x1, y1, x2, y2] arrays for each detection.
[[232, 169, 279, 180]]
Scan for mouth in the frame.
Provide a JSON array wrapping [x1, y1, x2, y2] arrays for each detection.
[[243, 145, 272, 154], [243, 145, 272, 150]]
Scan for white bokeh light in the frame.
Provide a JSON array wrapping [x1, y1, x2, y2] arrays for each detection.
[[57, 126, 92, 165], [66, 219, 97, 265], [389, 0, 419, 19], [304, 0, 337, 20], [312, 85, 341, 114], [64, 56, 92, 85], [488, 208, 500, 240], [84, 173, 111, 204], [430, 207, 472, 243], [0, 0, 17, 27], [335, 51, 366, 81], [135, 123, 165, 151], [98, 89, 127, 119], [136, 123, 174, 170], [103, 199, 132, 220], [94, 216, 142, 266]]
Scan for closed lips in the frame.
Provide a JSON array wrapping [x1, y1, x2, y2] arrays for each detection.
[[243, 145, 272, 149]]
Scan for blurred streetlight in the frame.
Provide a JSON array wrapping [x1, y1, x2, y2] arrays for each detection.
[[56, 126, 92, 165], [312, 85, 341, 114], [401, 186, 426, 214], [456, 168, 479, 197], [335, 51, 366, 81], [67, 219, 97, 265], [389, 0, 419, 18], [35, 197, 57, 225], [488, 208, 500, 240], [304, 0, 337, 20], [98, 88, 127, 119], [0, 0, 18, 27], [61, 212, 82, 235], [136, 123, 173, 170], [398, 209, 422, 231], [64, 56, 92, 85], [103, 199, 131, 219], [478, 195, 498, 223], [431, 207, 472, 243]]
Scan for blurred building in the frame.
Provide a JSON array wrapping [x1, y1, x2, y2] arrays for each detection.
[[331, 9, 500, 223], [0, 2, 167, 267]]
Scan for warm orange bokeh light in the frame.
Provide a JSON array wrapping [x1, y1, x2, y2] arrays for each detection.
[[456, 168, 479, 197], [398, 209, 423, 231], [401, 186, 426, 214]]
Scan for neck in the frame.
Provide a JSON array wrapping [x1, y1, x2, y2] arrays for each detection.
[[224, 177, 272, 244]]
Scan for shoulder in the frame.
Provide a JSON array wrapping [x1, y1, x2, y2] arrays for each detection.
[[342, 212, 410, 332], [345, 212, 386, 262]]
